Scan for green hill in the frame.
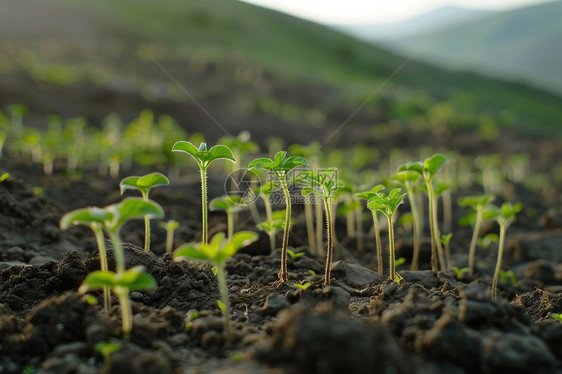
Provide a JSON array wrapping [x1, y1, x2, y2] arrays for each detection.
[[1, 0, 562, 137], [388, 1, 562, 96]]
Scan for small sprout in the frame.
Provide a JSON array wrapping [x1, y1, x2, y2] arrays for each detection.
[[452, 266, 470, 279], [174, 231, 258, 345], [287, 249, 305, 261], [307, 269, 316, 276], [499, 270, 516, 286], [80, 265, 157, 338], [120, 172, 169, 251], [84, 295, 98, 305], [294, 282, 312, 290], [399, 154, 448, 272], [0, 172, 9, 183], [172, 141, 235, 244], [395, 257, 407, 268], [550, 313, 562, 323], [392, 171, 423, 270], [353, 184, 385, 275], [491, 202, 522, 300], [248, 151, 307, 282], [367, 188, 406, 282], [441, 232, 453, 269], [477, 233, 499, 248], [95, 341, 121, 370], [210, 195, 245, 238], [458, 194, 496, 275], [159, 219, 180, 254], [301, 167, 343, 286]]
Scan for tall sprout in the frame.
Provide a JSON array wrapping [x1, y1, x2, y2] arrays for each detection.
[[172, 141, 235, 244], [367, 188, 406, 282], [458, 194, 496, 275], [399, 154, 448, 272], [392, 171, 422, 270], [248, 151, 307, 282], [491, 202, 521, 300], [354, 184, 385, 275], [301, 168, 342, 286]]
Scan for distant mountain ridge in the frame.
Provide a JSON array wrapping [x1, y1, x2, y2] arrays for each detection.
[[368, 1, 562, 95], [334, 6, 492, 41]]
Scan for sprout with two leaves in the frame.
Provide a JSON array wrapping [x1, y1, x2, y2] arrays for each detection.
[[255, 181, 281, 253], [174, 231, 258, 345], [354, 184, 385, 275], [458, 194, 496, 275], [392, 171, 423, 270], [248, 151, 307, 282], [172, 141, 235, 244], [491, 202, 521, 300], [159, 219, 180, 254], [60, 198, 163, 337], [301, 167, 343, 286], [120, 172, 169, 251], [257, 210, 294, 253], [367, 188, 406, 282], [210, 195, 245, 238], [399, 154, 448, 272]]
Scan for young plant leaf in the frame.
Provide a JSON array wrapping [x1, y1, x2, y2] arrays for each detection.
[[116, 266, 157, 291], [120, 172, 169, 195]]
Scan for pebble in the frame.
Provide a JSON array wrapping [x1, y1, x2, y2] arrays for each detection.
[[331, 261, 384, 288], [260, 293, 290, 316]]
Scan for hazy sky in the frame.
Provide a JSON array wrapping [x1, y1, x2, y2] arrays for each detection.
[[239, 0, 553, 24]]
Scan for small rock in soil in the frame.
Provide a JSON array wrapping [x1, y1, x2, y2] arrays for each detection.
[[260, 293, 290, 316], [331, 261, 384, 288]]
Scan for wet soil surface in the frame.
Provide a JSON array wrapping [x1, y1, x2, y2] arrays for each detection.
[[1, 153, 561, 374]]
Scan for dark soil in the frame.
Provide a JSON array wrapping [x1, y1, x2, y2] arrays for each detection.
[[1, 148, 561, 374]]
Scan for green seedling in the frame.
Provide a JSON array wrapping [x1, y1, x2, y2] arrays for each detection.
[[393, 171, 422, 270], [248, 151, 307, 282], [367, 188, 406, 282], [491, 202, 521, 300], [60, 208, 111, 311], [61, 198, 163, 337], [0, 172, 9, 183], [95, 341, 121, 372], [399, 154, 448, 272], [452, 266, 470, 279], [159, 220, 180, 254], [120, 172, 170, 251], [499, 269, 516, 286], [288, 142, 322, 254], [441, 232, 453, 270], [354, 184, 385, 275], [301, 167, 343, 286], [458, 194, 496, 275], [477, 233, 499, 248], [294, 282, 312, 290], [550, 313, 562, 323], [81, 265, 157, 339], [395, 257, 407, 268], [210, 195, 245, 238], [287, 249, 305, 260], [174, 231, 258, 345], [172, 141, 235, 244]]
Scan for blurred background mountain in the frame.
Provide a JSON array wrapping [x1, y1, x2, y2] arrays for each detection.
[[0, 0, 561, 147], [334, 1, 562, 96]]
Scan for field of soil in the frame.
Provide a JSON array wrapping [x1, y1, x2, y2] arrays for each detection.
[[1, 94, 562, 373]]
